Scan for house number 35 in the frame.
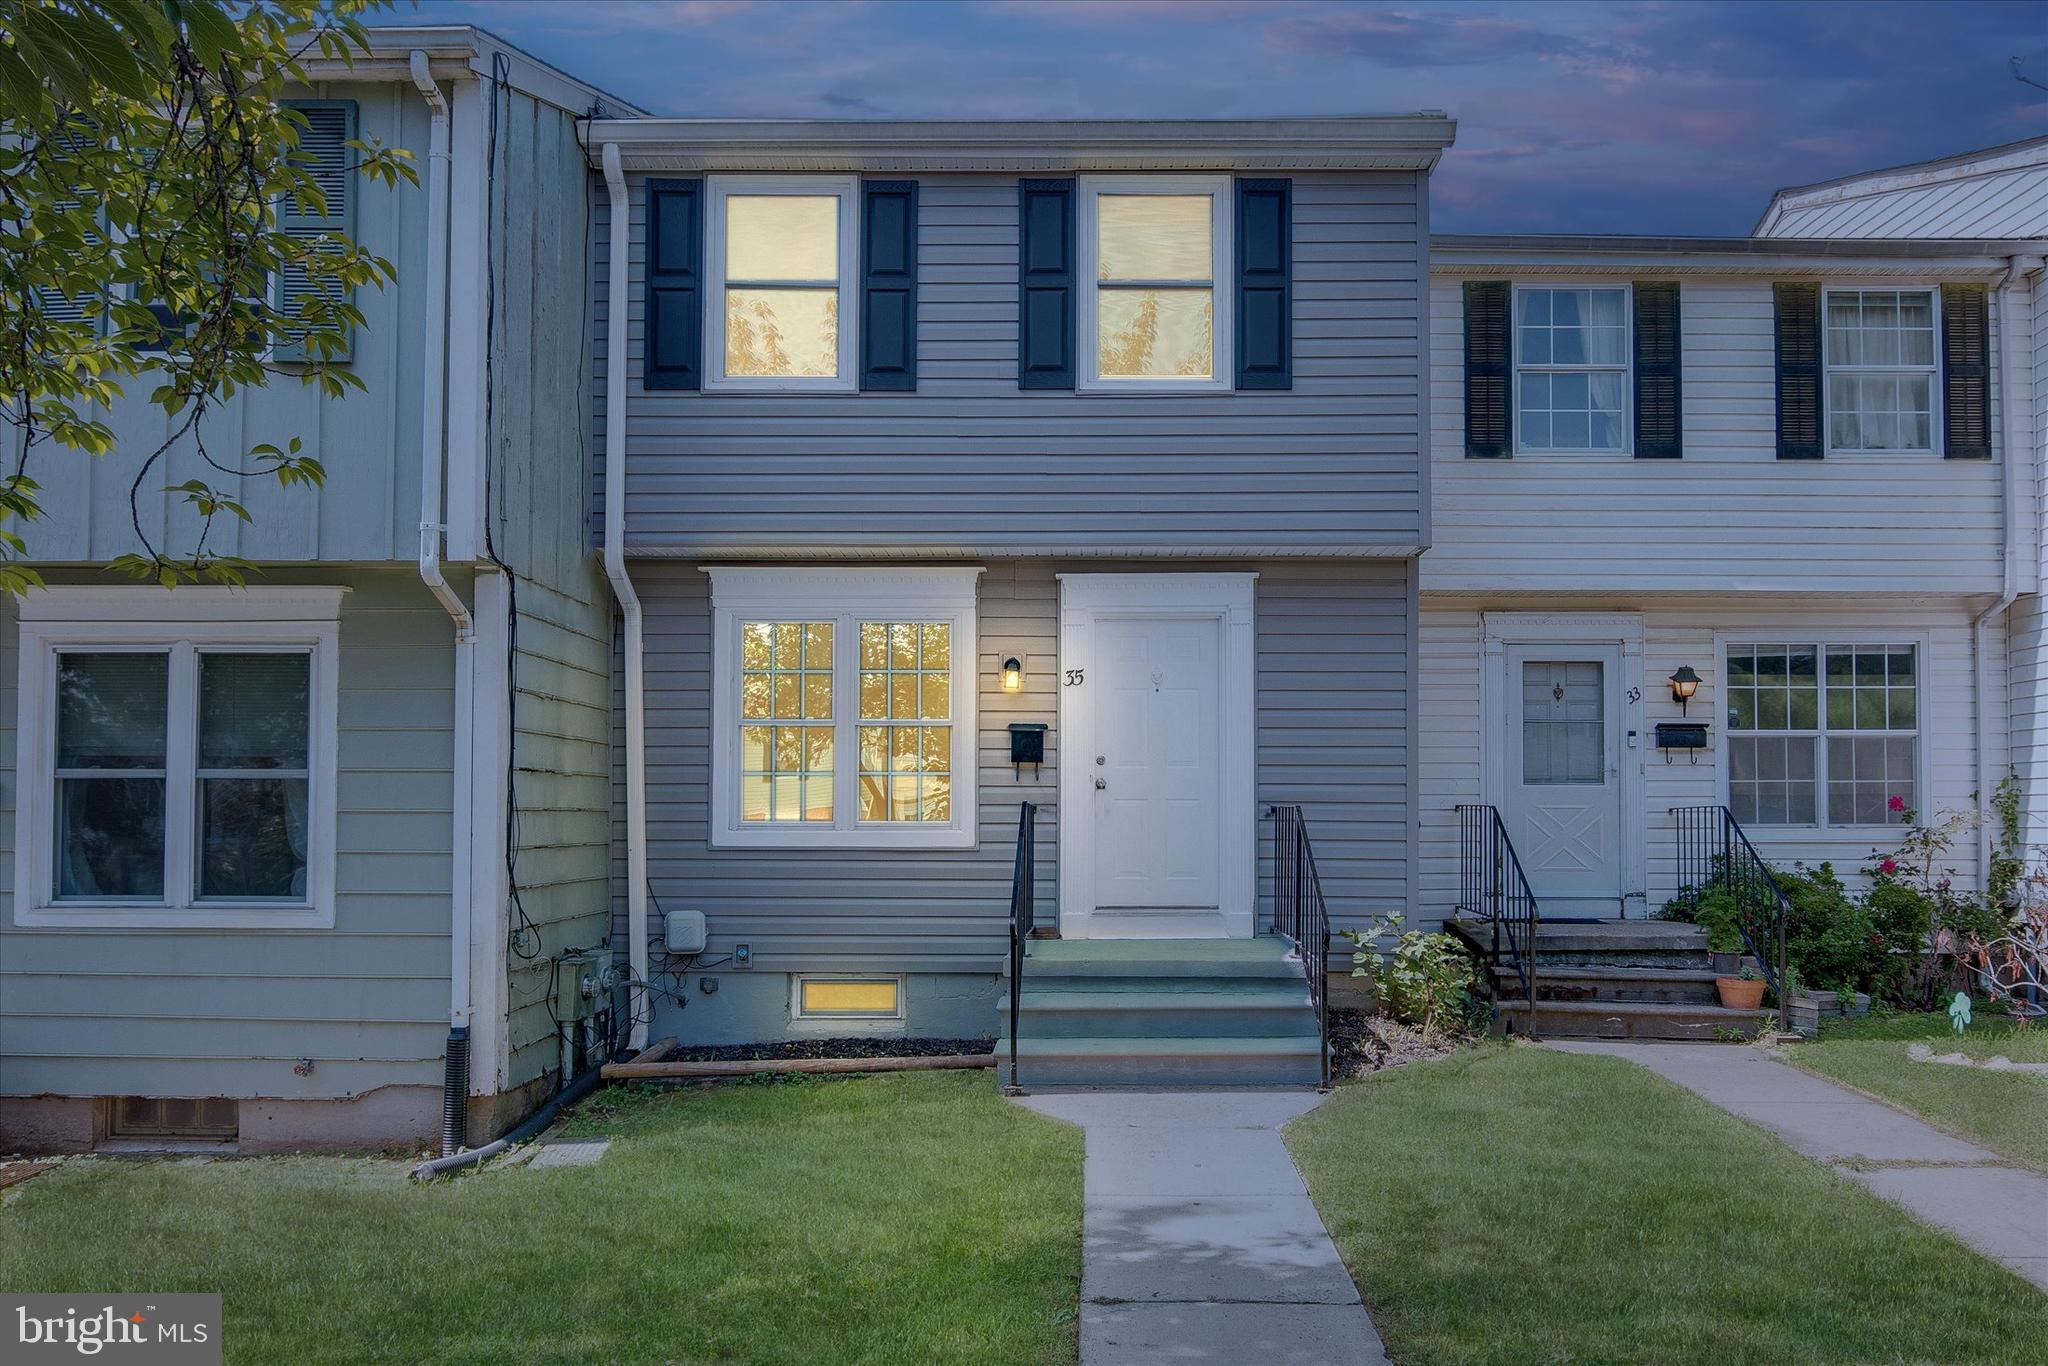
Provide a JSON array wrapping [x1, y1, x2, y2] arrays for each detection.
[[1065, 669, 1085, 687]]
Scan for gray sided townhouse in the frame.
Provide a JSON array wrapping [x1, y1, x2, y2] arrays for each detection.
[[1, 29, 634, 1152]]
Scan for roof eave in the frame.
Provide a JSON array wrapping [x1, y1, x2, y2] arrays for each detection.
[[1429, 234, 2028, 278]]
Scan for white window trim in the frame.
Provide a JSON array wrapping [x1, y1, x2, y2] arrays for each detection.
[[702, 174, 860, 394], [1715, 633, 1930, 833], [1077, 174, 1234, 394], [13, 587, 344, 929], [789, 973, 907, 1026], [707, 567, 982, 849], [1511, 280, 1634, 458], [1820, 285, 1944, 458]]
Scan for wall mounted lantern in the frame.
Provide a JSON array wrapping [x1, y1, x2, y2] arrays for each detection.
[[1668, 665, 1701, 715], [1001, 656, 1024, 693]]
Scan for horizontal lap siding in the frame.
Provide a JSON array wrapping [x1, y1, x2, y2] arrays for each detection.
[[2015, 271, 2048, 852], [616, 560, 1411, 972], [0, 570, 455, 1099], [1417, 595, 1999, 925], [594, 173, 1425, 555], [1425, 279, 2005, 594], [18, 82, 430, 566]]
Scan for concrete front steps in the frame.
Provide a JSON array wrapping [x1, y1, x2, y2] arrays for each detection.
[[1449, 917, 1776, 1041], [997, 936, 1324, 1088]]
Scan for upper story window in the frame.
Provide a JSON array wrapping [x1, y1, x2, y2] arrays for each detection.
[[13, 588, 342, 929], [1515, 286, 1630, 454], [1824, 289, 1938, 453], [1078, 176, 1232, 392], [706, 175, 859, 391]]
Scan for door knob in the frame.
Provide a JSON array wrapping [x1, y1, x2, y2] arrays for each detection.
[[1094, 777, 1107, 790]]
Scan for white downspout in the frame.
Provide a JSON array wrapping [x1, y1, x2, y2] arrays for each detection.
[[1974, 252, 2044, 895], [411, 50, 479, 1148], [601, 143, 651, 1050]]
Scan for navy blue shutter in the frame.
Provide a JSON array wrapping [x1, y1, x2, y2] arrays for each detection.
[[644, 179, 703, 391], [1773, 282, 1822, 459], [861, 181, 918, 391], [1632, 281, 1682, 459], [1463, 281, 1512, 458], [1235, 179, 1292, 390], [1017, 178, 1075, 389], [1941, 285, 1991, 459]]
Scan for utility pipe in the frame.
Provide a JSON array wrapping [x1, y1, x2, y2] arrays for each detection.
[[407, 1063, 607, 1181], [410, 50, 479, 1156], [1973, 252, 2044, 897], [601, 143, 652, 1051]]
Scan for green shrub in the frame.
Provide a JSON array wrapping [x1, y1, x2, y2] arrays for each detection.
[[1342, 913, 1482, 1040]]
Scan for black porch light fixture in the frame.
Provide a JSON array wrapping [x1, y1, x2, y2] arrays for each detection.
[[1001, 656, 1024, 693], [1668, 665, 1701, 714]]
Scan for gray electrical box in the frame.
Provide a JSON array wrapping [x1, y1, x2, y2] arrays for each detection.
[[664, 908, 708, 955], [554, 951, 610, 1021]]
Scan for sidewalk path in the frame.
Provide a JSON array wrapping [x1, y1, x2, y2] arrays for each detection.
[[1551, 1040, 2048, 1292], [1015, 1092, 1386, 1365]]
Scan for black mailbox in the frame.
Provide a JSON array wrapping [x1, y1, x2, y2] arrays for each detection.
[[1654, 721, 1708, 761], [1008, 722, 1047, 778]]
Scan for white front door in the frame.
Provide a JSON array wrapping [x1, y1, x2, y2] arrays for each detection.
[[1504, 644, 1626, 918], [1059, 574, 1256, 939]]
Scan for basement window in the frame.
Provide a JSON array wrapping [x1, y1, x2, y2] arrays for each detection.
[[793, 976, 904, 1021], [109, 1096, 239, 1141]]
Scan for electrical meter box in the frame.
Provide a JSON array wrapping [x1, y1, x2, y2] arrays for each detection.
[[554, 950, 610, 1021]]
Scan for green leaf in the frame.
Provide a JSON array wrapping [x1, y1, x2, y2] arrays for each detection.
[[0, 40, 47, 121], [178, 0, 239, 71], [46, 8, 150, 101]]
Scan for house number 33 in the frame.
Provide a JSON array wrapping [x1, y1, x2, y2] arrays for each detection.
[[1064, 669, 1085, 687]]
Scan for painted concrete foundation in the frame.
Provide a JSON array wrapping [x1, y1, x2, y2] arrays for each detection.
[[639, 970, 998, 1047]]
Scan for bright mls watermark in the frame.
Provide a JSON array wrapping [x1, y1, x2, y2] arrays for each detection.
[[4, 1295, 220, 1364]]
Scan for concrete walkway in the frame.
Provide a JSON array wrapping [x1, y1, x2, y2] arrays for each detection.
[[1016, 1091, 1385, 1365], [1552, 1041, 2048, 1291]]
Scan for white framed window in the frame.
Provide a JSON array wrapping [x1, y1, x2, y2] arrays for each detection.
[[1722, 639, 1922, 829], [703, 174, 859, 392], [1514, 284, 1631, 454], [791, 974, 905, 1022], [1078, 175, 1232, 392], [1823, 287, 1940, 454], [13, 588, 343, 928], [708, 567, 981, 849]]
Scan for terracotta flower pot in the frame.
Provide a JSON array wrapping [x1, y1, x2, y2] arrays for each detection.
[[1716, 976, 1768, 1009]]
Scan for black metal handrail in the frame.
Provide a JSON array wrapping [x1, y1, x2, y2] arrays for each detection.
[[1670, 805, 1791, 1032], [1004, 801, 1039, 1095], [1455, 804, 1540, 1034], [1269, 804, 1331, 1089]]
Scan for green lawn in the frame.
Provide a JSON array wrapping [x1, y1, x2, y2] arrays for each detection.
[[1787, 1009, 2048, 1171], [1287, 1045, 2048, 1366], [0, 1072, 1081, 1366]]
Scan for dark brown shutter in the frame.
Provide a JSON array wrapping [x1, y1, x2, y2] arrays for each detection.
[[1632, 281, 1682, 459], [1773, 282, 1822, 459], [1464, 280, 1511, 458], [1941, 284, 1991, 459]]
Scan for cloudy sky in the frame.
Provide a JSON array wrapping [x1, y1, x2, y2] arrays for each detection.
[[420, 0, 2047, 235]]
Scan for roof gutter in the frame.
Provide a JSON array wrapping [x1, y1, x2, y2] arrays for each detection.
[[600, 143, 652, 1052], [410, 49, 479, 1155], [1974, 251, 2044, 897]]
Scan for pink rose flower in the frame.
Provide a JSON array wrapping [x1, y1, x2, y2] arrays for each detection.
[[1879, 858, 1897, 876], [1887, 795, 1906, 813]]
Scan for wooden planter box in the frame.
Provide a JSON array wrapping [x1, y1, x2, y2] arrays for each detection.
[[1787, 989, 1870, 1039]]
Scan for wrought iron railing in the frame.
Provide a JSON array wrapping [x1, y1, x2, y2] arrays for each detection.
[[1670, 805, 1791, 1032], [1003, 801, 1039, 1095], [1455, 804, 1539, 1033], [1269, 804, 1331, 1089]]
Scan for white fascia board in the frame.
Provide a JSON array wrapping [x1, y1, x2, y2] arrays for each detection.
[[18, 585, 349, 622], [1430, 252, 2012, 280]]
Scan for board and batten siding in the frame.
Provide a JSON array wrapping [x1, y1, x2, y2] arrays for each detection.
[[609, 560, 1413, 973], [0, 570, 456, 1102], [1424, 278, 2008, 594], [15, 82, 432, 567], [592, 172, 1429, 557], [1417, 596, 2005, 925]]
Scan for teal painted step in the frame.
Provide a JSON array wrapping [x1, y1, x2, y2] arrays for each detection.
[[1006, 936, 1306, 980], [999, 1034, 1325, 1088], [1003, 984, 1314, 1039]]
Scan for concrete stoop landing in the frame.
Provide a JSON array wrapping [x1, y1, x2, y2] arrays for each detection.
[[999, 937, 1324, 1088], [1451, 917, 1778, 1040]]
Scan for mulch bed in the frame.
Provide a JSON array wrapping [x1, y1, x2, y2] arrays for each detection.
[[1329, 1009, 1472, 1080], [667, 1036, 995, 1063]]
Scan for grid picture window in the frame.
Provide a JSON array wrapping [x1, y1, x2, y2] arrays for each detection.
[[1080, 177, 1230, 389], [857, 622, 953, 824], [709, 569, 979, 849], [738, 622, 834, 823], [1515, 286, 1629, 453], [17, 591, 340, 928], [707, 177, 857, 389], [1726, 642, 1917, 827], [1520, 660, 1605, 785], [1824, 289, 1938, 453]]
